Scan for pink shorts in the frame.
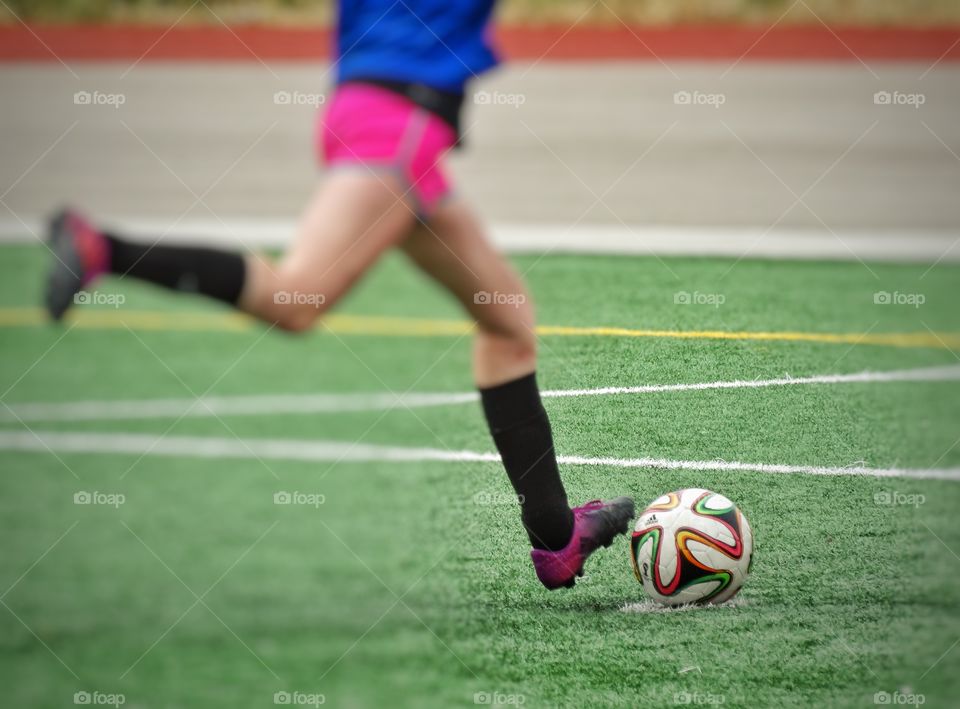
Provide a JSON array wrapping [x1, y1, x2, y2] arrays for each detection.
[[318, 83, 457, 218]]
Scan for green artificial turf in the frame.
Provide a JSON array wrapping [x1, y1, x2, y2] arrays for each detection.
[[1, 244, 958, 708]]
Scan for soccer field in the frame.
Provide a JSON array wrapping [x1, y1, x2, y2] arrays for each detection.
[[1, 243, 959, 708]]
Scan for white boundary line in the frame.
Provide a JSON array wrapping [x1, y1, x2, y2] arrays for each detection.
[[0, 391, 481, 423], [3, 219, 959, 263], [1, 430, 958, 482], [540, 365, 960, 399], [620, 597, 752, 614], [3, 365, 959, 423]]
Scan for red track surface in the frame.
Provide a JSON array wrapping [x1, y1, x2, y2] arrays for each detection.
[[0, 24, 958, 62]]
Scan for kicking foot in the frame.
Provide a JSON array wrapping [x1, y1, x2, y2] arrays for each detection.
[[45, 208, 110, 320], [530, 496, 635, 590]]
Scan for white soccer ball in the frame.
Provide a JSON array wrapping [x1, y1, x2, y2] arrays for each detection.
[[631, 488, 753, 606]]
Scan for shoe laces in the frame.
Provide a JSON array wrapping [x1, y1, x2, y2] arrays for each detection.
[[573, 499, 604, 515]]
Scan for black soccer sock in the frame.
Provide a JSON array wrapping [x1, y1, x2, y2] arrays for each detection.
[[105, 233, 247, 306], [480, 372, 574, 551]]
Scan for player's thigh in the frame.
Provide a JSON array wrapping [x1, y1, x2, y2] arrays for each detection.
[[402, 198, 535, 342], [240, 170, 415, 327], [278, 169, 415, 303], [245, 166, 415, 318]]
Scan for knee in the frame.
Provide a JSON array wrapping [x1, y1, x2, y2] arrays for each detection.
[[477, 308, 538, 364], [511, 328, 538, 364], [270, 287, 329, 334], [498, 320, 537, 361], [273, 304, 321, 333], [504, 296, 538, 357]]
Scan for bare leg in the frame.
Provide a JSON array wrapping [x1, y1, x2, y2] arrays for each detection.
[[400, 198, 537, 387], [240, 170, 416, 332], [402, 197, 589, 560]]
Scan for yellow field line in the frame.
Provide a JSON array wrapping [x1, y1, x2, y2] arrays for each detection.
[[537, 325, 960, 349], [0, 306, 253, 332], [0, 306, 958, 350]]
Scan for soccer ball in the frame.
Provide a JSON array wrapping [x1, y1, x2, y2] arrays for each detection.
[[631, 488, 753, 606]]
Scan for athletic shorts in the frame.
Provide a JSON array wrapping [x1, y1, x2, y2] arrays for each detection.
[[318, 82, 457, 218]]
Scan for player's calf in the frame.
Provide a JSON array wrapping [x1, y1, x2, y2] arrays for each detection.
[[479, 370, 636, 590], [44, 207, 247, 321], [43, 207, 333, 334]]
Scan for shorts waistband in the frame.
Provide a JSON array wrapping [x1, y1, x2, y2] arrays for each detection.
[[340, 77, 464, 143]]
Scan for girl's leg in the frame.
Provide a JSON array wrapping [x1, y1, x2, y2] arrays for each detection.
[[401, 198, 574, 549], [47, 170, 415, 331], [403, 198, 634, 589], [400, 199, 538, 387], [239, 170, 415, 331]]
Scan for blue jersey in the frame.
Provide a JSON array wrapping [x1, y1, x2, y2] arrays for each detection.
[[336, 0, 499, 94]]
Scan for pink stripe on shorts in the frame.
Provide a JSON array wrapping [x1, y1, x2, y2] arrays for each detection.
[[318, 83, 457, 218]]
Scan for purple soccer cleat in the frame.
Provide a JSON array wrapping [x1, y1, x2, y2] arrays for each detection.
[[44, 207, 110, 321], [530, 496, 635, 590]]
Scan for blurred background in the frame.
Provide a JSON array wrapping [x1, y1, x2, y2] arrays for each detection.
[[4, 0, 960, 25], [1, 2, 959, 708], [2, 0, 959, 259]]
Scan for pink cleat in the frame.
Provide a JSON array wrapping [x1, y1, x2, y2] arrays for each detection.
[[44, 208, 111, 320], [530, 497, 635, 590]]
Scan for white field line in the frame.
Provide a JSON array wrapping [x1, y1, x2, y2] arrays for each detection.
[[1, 430, 958, 482], [540, 365, 960, 399], [3, 219, 959, 263], [620, 597, 752, 614], [3, 365, 959, 424], [0, 392, 481, 423]]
